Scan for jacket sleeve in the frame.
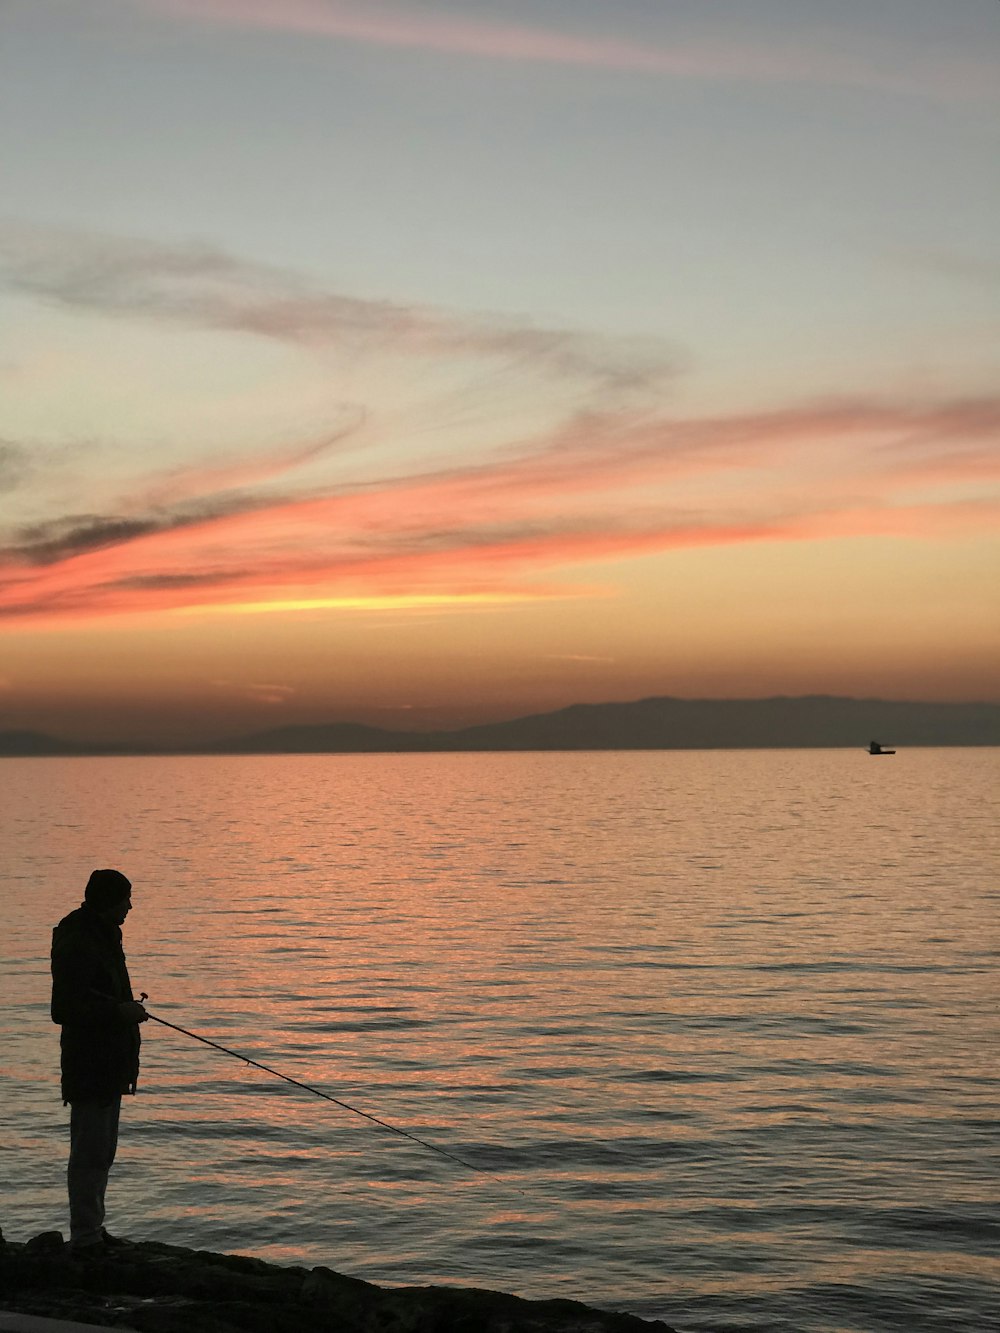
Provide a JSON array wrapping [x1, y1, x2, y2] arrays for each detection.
[[51, 930, 122, 1027]]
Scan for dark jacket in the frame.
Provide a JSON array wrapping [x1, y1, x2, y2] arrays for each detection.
[[51, 903, 141, 1104]]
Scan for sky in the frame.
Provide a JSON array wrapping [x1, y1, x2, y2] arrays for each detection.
[[1, 0, 998, 743]]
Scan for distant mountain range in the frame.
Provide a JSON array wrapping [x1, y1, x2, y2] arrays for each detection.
[[2, 695, 999, 757]]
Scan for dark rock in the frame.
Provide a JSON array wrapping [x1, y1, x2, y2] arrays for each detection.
[[300, 1264, 383, 1328], [25, 1230, 65, 1253], [0, 1233, 678, 1332]]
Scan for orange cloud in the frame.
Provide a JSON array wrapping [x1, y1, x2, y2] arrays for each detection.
[[3, 399, 997, 626], [212, 678, 297, 704]]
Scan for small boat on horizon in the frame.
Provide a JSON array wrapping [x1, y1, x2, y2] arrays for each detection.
[[868, 740, 896, 755]]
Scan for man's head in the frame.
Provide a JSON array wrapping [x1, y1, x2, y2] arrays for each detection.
[[84, 868, 133, 925]]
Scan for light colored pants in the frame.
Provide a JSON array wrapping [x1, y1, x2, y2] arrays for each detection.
[[68, 1097, 121, 1248]]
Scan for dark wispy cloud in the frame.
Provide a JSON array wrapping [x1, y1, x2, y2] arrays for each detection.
[[5, 497, 243, 568], [890, 248, 1000, 290], [11, 514, 166, 565], [0, 224, 679, 402], [138, 420, 368, 509], [0, 441, 31, 493]]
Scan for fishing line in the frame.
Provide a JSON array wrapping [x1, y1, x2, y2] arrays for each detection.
[[137, 995, 524, 1196]]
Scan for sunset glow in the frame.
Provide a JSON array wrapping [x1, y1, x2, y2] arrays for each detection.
[[2, 0, 998, 742]]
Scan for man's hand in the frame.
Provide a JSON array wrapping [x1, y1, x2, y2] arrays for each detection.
[[118, 1000, 148, 1024]]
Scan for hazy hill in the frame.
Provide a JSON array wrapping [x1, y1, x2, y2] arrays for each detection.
[[0, 730, 90, 757], [2, 696, 998, 757], [439, 695, 1000, 751], [0, 731, 154, 757], [215, 694, 1000, 753]]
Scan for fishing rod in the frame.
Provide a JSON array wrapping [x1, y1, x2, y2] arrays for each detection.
[[136, 994, 523, 1196]]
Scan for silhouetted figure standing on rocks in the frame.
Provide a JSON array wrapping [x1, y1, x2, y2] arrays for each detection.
[[51, 869, 148, 1254]]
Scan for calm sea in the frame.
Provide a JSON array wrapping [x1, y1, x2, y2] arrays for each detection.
[[1, 750, 997, 1332]]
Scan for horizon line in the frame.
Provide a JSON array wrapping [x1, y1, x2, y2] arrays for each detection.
[[3, 692, 998, 756]]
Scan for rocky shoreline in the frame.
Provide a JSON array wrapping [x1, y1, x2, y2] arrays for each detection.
[[0, 1230, 678, 1332]]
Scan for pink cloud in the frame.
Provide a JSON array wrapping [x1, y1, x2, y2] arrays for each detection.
[[131, 0, 1000, 104], [144, 0, 726, 75]]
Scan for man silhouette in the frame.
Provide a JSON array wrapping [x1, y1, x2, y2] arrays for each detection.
[[51, 869, 148, 1253]]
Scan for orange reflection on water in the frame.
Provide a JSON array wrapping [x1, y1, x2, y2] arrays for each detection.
[[4, 748, 997, 1328]]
